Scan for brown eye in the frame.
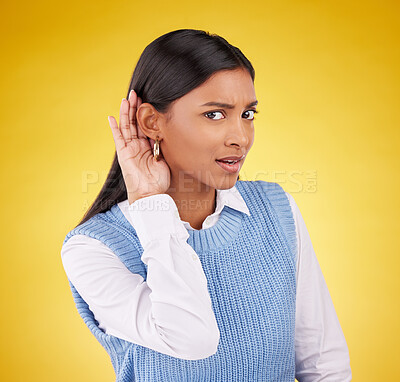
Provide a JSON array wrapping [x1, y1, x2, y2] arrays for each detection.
[[205, 111, 224, 120], [243, 110, 256, 120]]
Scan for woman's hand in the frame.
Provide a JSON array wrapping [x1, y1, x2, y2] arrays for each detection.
[[108, 90, 171, 204]]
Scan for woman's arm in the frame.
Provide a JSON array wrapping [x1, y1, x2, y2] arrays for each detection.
[[285, 192, 352, 382], [61, 193, 220, 360]]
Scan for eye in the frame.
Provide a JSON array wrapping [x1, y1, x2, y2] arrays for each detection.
[[204, 111, 224, 120], [243, 110, 258, 120]]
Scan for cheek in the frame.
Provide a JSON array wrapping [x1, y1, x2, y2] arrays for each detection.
[[178, 125, 217, 154], [164, 118, 225, 170], [244, 126, 255, 150], [249, 130, 255, 148], [163, 125, 205, 166]]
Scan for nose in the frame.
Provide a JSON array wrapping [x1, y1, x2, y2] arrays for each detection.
[[225, 117, 252, 149]]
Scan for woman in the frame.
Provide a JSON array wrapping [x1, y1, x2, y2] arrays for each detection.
[[61, 29, 352, 381]]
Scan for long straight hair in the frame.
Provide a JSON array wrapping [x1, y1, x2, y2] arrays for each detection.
[[75, 29, 255, 228]]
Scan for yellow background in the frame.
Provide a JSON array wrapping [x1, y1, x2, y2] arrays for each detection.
[[1, 0, 398, 380]]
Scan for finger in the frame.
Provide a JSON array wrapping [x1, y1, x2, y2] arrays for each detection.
[[119, 98, 132, 143], [108, 115, 126, 152], [128, 89, 138, 139]]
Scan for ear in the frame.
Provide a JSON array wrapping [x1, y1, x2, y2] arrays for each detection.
[[136, 103, 163, 140]]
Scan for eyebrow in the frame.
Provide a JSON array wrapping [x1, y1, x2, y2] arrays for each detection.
[[200, 100, 258, 109]]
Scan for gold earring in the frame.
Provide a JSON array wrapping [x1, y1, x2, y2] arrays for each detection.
[[153, 138, 160, 161]]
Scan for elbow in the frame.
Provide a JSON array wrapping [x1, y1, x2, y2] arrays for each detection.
[[168, 321, 220, 360], [156, 311, 221, 360], [184, 324, 220, 360]]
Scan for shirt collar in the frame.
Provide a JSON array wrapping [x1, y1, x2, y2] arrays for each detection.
[[214, 184, 250, 217], [181, 184, 250, 230], [119, 184, 251, 229]]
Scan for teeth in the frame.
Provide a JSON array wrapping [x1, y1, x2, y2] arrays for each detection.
[[218, 158, 242, 164]]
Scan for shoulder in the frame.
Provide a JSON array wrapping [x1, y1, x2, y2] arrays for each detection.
[[246, 180, 290, 206], [61, 232, 121, 273], [243, 180, 298, 261], [61, 205, 143, 269], [61, 220, 146, 282], [62, 204, 139, 249], [236, 179, 284, 193], [284, 191, 296, 214], [61, 234, 124, 282], [235, 180, 293, 212], [61, 233, 111, 256], [62, 211, 109, 248]]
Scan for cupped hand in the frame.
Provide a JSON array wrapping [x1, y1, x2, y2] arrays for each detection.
[[108, 90, 171, 204]]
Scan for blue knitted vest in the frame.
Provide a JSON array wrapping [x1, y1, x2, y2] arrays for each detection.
[[63, 180, 298, 381]]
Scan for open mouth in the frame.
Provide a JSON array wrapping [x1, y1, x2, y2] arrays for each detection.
[[215, 158, 243, 173]]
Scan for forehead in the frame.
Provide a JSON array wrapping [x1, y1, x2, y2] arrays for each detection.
[[181, 68, 256, 104]]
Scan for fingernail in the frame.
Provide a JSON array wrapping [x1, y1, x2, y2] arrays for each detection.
[[129, 89, 134, 98]]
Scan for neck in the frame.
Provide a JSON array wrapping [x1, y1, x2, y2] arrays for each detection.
[[166, 175, 216, 230]]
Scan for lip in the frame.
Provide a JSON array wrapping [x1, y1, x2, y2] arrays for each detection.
[[215, 157, 244, 174], [217, 154, 245, 161]]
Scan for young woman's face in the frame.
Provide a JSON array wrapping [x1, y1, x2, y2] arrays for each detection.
[[161, 68, 257, 191]]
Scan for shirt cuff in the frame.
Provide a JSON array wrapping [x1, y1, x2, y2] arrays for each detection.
[[127, 193, 189, 247]]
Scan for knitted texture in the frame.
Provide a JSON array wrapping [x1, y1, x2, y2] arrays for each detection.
[[63, 180, 298, 381]]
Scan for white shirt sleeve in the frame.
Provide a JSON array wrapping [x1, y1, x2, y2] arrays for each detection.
[[61, 193, 220, 361], [285, 192, 352, 381]]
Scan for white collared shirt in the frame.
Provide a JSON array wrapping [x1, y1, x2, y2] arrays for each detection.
[[178, 184, 251, 231], [61, 185, 352, 380]]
